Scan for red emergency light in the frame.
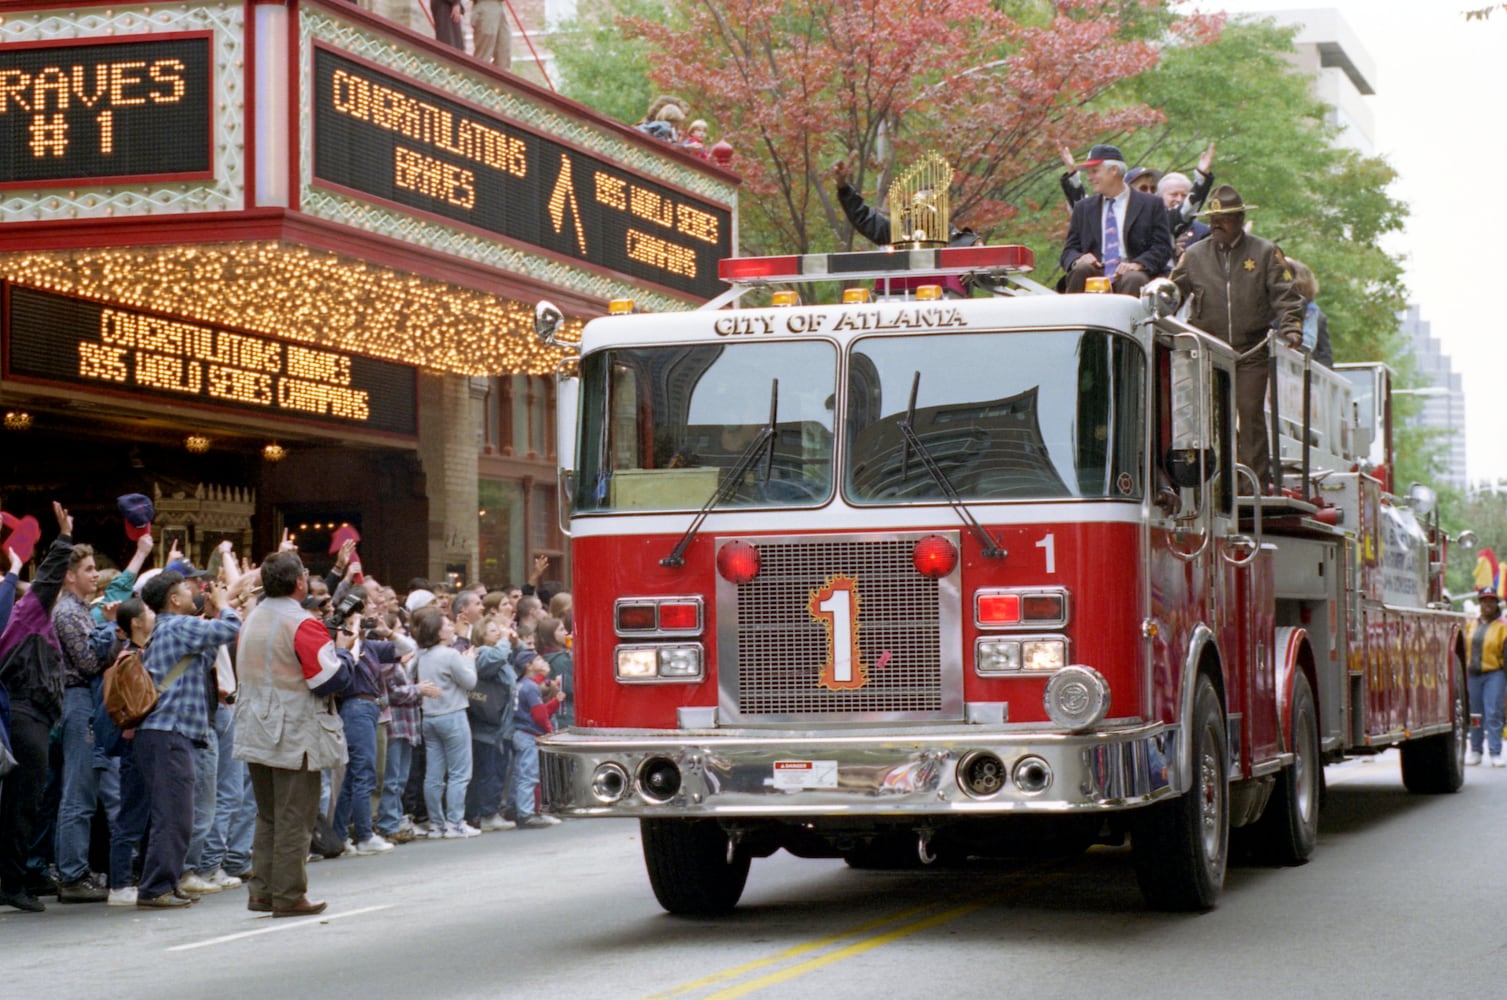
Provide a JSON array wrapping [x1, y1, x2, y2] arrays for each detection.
[[657, 602, 701, 631], [716, 540, 761, 584], [912, 535, 958, 579]]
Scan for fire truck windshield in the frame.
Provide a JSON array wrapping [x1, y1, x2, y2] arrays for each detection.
[[846, 329, 1144, 503], [574, 340, 837, 513]]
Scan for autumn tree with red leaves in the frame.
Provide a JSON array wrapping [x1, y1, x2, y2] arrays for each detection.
[[622, 0, 1190, 254]]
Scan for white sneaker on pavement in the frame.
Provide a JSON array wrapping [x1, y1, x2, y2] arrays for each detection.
[[1467, 750, 1483, 766], [425, 825, 445, 840], [479, 814, 516, 832], [353, 834, 395, 855], [444, 822, 482, 839], [207, 869, 242, 889], [107, 886, 137, 907], [1492, 755, 1505, 768], [178, 871, 222, 895]]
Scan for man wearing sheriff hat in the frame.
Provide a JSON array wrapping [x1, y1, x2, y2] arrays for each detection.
[[1169, 184, 1304, 489]]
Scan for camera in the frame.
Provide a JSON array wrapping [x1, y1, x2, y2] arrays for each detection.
[[326, 585, 367, 641]]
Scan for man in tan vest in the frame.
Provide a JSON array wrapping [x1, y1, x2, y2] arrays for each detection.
[[232, 551, 356, 918]]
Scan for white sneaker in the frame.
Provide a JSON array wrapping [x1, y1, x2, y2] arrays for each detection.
[[479, 814, 516, 832], [397, 816, 417, 835], [207, 869, 242, 889], [178, 871, 222, 895], [443, 822, 481, 839], [107, 886, 137, 907], [352, 834, 395, 855], [1467, 750, 1483, 766], [425, 825, 445, 840], [1492, 755, 1505, 768]]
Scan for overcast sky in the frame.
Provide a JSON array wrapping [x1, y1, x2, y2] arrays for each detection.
[[1210, 1, 1504, 483]]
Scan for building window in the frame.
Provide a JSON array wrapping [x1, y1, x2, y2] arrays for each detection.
[[478, 479, 525, 588]]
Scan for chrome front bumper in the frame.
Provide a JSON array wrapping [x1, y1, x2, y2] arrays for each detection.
[[539, 724, 1182, 818]]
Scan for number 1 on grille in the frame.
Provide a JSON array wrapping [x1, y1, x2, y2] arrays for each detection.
[[810, 574, 867, 691]]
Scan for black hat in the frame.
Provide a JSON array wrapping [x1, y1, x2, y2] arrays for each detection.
[[1080, 144, 1124, 167], [1479, 587, 1502, 602]]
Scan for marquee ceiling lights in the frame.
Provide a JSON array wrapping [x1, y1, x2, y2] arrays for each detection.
[[0, 241, 582, 378]]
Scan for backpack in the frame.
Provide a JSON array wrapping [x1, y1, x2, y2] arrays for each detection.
[[467, 673, 509, 730], [102, 647, 194, 728]]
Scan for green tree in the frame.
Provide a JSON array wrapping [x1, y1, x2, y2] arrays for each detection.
[[1446, 487, 1507, 599], [551, 0, 667, 126]]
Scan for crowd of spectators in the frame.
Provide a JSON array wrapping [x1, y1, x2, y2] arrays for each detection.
[[0, 498, 571, 914]]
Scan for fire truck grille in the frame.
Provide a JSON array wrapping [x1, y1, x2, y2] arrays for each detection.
[[726, 536, 953, 720]]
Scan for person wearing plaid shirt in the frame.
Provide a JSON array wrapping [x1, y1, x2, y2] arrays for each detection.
[[375, 644, 438, 841], [134, 570, 241, 908]]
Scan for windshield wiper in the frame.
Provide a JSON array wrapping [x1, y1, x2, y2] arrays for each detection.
[[897, 371, 1007, 560], [661, 379, 778, 568]]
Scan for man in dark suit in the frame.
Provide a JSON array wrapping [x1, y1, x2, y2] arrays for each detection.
[[1059, 144, 1172, 294]]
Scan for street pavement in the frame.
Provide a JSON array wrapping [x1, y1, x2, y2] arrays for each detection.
[[3, 753, 1504, 999]]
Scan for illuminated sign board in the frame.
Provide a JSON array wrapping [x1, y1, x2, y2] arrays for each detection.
[[4, 286, 417, 437], [0, 34, 213, 187], [312, 48, 731, 299]]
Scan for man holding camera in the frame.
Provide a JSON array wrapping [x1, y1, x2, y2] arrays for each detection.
[[232, 551, 355, 918]]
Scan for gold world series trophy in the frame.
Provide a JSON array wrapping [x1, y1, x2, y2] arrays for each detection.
[[886, 152, 953, 249]]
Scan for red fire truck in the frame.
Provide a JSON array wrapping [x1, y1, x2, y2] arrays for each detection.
[[532, 245, 1468, 913]]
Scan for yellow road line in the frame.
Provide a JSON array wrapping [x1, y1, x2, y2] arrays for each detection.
[[643, 900, 946, 1000], [649, 862, 1064, 1000], [701, 898, 991, 1000]]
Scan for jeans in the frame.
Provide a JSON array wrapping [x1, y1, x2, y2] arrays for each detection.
[[134, 729, 196, 900], [184, 727, 219, 875], [510, 730, 540, 821], [334, 699, 381, 843], [422, 712, 472, 829], [55, 686, 101, 883], [376, 737, 414, 836], [108, 740, 150, 890], [201, 703, 252, 875], [465, 739, 505, 821], [1468, 668, 1507, 755]]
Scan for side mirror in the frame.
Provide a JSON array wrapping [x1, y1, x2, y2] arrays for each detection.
[[1405, 482, 1438, 517], [535, 300, 566, 348], [1140, 278, 1181, 319], [1165, 448, 1219, 489], [1456, 529, 1479, 551]]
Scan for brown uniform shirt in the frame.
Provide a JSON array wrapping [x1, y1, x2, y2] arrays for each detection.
[[1169, 231, 1304, 352]]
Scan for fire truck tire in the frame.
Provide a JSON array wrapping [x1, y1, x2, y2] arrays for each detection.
[[1130, 675, 1228, 912], [1400, 661, 1467, 795], [1243, 673, 1320, 865], [640, 818, 751, 916]]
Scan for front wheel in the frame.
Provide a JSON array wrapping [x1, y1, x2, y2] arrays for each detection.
[[641, 819, 751, 916], [1400, 656, 1467, 794], [1131, 675, 1228, 911]]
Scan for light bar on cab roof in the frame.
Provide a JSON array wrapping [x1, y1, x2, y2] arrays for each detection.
[[718, 245, 1034, 284]]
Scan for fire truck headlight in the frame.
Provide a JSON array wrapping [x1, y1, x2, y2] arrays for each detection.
[[658, 646, 704, 679], [1044, 666, 1110, 731], [975, 638, 1021, 673], [615, 648, 659, 680], [1021, 639, 1068, 671]]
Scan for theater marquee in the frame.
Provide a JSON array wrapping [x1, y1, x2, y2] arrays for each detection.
[[0, 33, 213, 187], [4, 285, 418, 437], [311, 47, 731, 300]]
